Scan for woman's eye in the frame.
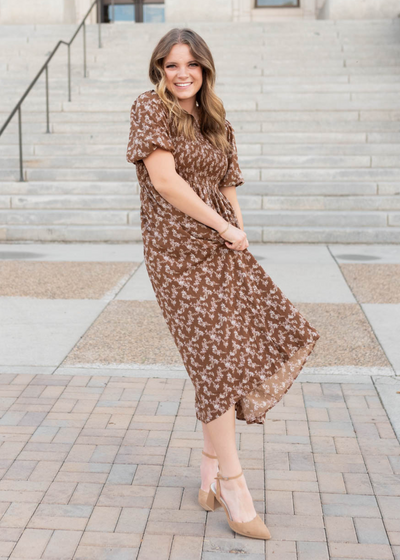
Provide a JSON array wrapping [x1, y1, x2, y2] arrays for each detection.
[[166, 63, 198, 68]]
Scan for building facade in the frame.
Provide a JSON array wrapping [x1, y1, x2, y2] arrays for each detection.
[[0, 0, 399, 24]]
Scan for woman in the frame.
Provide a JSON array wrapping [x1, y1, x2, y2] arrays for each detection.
[[126, 27, 320, 540]]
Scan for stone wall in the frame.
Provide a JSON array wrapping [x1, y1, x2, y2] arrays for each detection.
[[320, 0, 400, 19], [0, 0, 71, 23], [165, 0, 231, 22], [0, 0, 399, 25], [0, 0, 97, 24]]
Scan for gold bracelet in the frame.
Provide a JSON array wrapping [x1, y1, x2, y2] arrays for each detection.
[[218, 222, 229, 235]]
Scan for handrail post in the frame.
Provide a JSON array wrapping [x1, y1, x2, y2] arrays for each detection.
[[45, 65, 50, 133], [98, 0, 102, 48], [68, 44, 71, 102], [112, 0, 115, 22], [0, 0, 102, 180], [18, 106, 24, 182], [83, 21, 87, 77]]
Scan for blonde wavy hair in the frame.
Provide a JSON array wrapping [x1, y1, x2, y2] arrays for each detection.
[[148, 28, 231, 155]]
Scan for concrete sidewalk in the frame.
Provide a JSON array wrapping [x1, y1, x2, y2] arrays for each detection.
[[0, 242, 399, 559]]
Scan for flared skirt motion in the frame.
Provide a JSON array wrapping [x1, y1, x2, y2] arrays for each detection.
[[235, 341, 317, 424], [143, 230, 320, 426]]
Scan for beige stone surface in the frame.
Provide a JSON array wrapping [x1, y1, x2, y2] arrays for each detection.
[[0, 261, 139, 299], [340, 264, 400, 304], [63, 300, 184, 366], [63, 301, 391, 368], [297, 302, 391, 368]]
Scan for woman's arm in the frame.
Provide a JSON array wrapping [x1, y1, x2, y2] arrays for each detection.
[[143, 148, 248, 251], [143, 148, 228, 233], [219, 186, 244, 230]]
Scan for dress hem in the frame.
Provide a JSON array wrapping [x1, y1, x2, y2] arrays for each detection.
[[196, 331, 320, 425]]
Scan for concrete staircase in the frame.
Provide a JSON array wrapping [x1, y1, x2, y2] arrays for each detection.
[[1, 20, 400, 243]]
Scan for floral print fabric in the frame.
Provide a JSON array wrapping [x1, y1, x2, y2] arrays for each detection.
[[126, 89, 320, 424]]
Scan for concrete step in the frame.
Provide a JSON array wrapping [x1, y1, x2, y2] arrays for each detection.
[[4, 78, 400, 99], [0, 224, 142, 242], [78, 83, 400, 93], [21, 151, 400, 168], [258, 168, 400, 182], [2, 166, 400, 183], [1, 180, 397, 196], [243, 181, 379, 196], [89, 66, 400, 78], [129, 209, 393, 228], [0, 168, 134, 182], [1, 180, 391, 196], [1, 224, 399, 243], [3, 153, 399, 170], [262, 196, 400, 211], [4, 121, 400, 136], [0, 156, 132, 169], [1, 194, 397, 212], [0, 154, 379, 169], [76, 79, 400, 94], [2, 131, 397, 146], [2, 195, 139, 210], [2, 142, 399, 157], [0, 181, 137, 195], [3, 111, 398, 129], [0, 209, 128, 225], [260, 226, 400, 243], [82, 74, 400, 85], [1, 19, 399, 243], [78, 59, 400, 70]]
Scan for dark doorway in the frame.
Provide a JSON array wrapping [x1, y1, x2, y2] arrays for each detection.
[[255, 0, 300, 6], [100, 0, 165, 23]]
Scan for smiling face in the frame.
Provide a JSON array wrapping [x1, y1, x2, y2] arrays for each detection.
[[163, 43, 203, 111]]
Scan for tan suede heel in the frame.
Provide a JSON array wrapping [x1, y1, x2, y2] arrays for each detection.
[[198, 450, 221, 511], [206, 470, 271, 539]]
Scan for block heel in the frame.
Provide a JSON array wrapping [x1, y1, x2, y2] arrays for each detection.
[[210, 470, 271, 540], [198, 450, 221, 511], [205, 485, 221, 511]]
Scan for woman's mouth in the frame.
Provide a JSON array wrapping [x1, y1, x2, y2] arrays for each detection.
[[174, 82, 193, 89]]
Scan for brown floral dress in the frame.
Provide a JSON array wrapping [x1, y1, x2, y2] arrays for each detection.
[[126, 89, 320, 425]]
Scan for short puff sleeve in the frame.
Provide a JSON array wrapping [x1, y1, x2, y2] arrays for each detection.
[[126, 92, 175, 166], [219, 119, 245, 189]]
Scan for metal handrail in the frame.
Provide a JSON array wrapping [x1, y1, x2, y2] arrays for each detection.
[[0, 0, 103, 182]]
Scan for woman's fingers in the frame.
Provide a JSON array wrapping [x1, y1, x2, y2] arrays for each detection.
[[225, 240, 248, 251], [221, 224, 249, 251]]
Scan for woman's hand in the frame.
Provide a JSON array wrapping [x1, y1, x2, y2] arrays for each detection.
[[219, 223, 249, 251]]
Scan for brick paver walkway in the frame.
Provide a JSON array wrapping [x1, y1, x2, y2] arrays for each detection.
[[0, 373, 398, 559]]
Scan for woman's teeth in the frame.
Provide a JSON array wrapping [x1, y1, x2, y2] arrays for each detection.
[[175, 83, 192, 88]]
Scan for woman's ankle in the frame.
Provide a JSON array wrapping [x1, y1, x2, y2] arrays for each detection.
[[220, 476, 247, 490], [202, 451, 217, 460]]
